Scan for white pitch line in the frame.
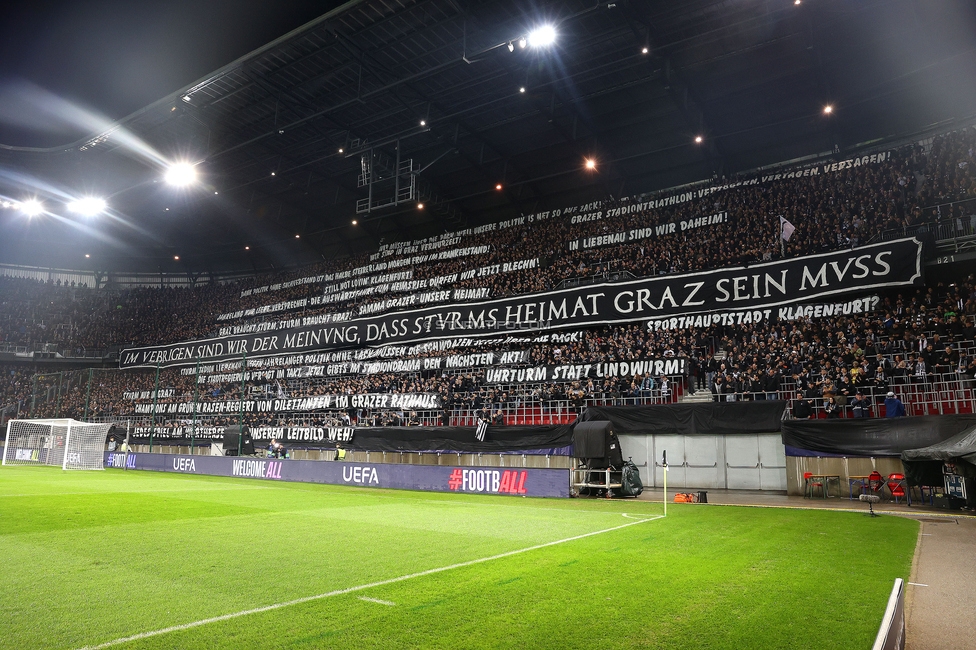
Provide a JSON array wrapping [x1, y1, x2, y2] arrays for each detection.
[[77, 514, 663, 650], [907, 582, 929, 587], [358, 596, 396, 606]]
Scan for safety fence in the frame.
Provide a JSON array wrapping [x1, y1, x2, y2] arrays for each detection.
[[11, 363, 685, 448], [10, 348, 976, 441]]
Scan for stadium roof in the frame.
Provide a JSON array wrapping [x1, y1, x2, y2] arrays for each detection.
[[1, 0, 974, 275]]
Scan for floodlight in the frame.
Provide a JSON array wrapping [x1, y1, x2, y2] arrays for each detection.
[[417, 202, 425, 209], [518, 37, 526, 48], [823, 104, 834, 115], [164, 162, 197, 186], [295, 234, 300, 238], [271, 171, 276, 176], [174, 255, 180, 260], [67, 197, 107, 216], [338, 148, 344, 153], [584, 158, 596, 170], [508, 42, 515, 52], [519, 87, 526, 93], [245, 246, 250, 250], [20, 200, 43, 216], [694, 135, 703, 144], [352, 219, 358, 225], [642, 47, 649, 54], [794, 0, 801, 5], [420, 119, 426, 126], [528, 25, 556, 48], [495, 183, 503, 191], [85, 254, 90, 258]]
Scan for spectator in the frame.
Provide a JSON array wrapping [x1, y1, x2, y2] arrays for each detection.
[[850, 391, 872, 418], [884, 391, 907, 417], [824, 396, 841, 419], [792, 392, 812, 419]]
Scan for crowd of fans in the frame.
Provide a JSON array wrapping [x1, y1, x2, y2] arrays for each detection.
[[4, 128, 976, 430], [13, 275, 976, 431]]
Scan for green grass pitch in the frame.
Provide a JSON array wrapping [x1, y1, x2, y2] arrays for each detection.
[[0, 467, 916, 649]]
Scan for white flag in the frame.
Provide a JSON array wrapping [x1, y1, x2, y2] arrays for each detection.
[[475, 420, 488, 442], [779, 216, 796, 241]]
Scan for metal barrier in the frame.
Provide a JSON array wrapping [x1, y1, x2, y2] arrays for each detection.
[[872, 578, 906, 650]]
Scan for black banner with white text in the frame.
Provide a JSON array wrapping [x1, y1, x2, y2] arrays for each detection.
[[121, 238, 923, 369]]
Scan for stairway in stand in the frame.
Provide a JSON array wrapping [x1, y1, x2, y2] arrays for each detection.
[[680, 390, 714, 404], [680, 350, 725, 404]]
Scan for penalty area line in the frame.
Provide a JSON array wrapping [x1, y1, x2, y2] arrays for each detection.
[[77, 514, 663, 649]]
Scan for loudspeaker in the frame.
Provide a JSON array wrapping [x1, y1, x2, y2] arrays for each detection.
[[222, 425, 255, 456]]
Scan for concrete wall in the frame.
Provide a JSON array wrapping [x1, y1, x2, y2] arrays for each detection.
[[618, 433, 788, 491]]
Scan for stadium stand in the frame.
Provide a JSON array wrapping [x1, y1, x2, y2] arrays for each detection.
[[3, 127, 976, 438]]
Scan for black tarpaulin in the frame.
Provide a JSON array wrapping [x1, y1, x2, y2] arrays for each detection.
[[579, 401, 786, 436], [901, 426, 976, 484], [901, 426, 976, 464], [572, 421, 613, 458], [781, 414, 976, 457], [343, 424, 574, 453], [571, 420, 623, 468]]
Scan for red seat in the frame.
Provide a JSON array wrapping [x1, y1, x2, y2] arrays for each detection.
[[803, 472, 826, 498], [868, 471, 886, 498], [887, 473, 907, 504]]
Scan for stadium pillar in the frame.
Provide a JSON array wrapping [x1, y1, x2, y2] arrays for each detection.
[[83, 368, 93, 420], [238, 353, 246, 456], [191, 358, 199, 455], [149, 363, 160, 453]]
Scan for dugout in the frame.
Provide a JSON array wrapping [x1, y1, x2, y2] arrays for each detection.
[[782, 414, 976, 497], [901, 426, 976, 507]]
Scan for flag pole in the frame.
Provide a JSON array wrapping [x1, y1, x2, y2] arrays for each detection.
[[779, 216, 785, 258]]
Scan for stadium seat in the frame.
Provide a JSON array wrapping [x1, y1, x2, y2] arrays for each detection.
[[886, 473, 907, 504], [868, 471, 886, 500], [803, 472, 826, 499]]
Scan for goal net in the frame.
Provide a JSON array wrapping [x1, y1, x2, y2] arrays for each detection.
[[2, 419, 113, 470]]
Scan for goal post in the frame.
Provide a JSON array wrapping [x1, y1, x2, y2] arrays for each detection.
[[2, 419, 113, 470]]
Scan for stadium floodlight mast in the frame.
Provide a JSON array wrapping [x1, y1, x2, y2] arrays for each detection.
[[67, 197, 107, 216], [164, 162, 198, 186]]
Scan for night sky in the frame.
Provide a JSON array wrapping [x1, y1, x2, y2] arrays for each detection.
[[0, 0, 343, 147]]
